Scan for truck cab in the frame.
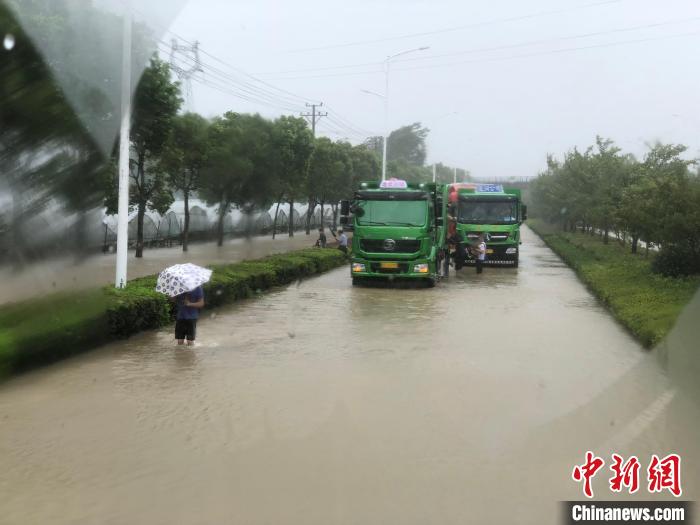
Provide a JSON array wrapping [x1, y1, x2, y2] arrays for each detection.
[[341, 179, 448, 286], [451, 184, 527, 267]]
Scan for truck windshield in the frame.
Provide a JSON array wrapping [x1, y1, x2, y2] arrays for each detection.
[[458, 200, 518, 224], [357, 200, 427, 227]]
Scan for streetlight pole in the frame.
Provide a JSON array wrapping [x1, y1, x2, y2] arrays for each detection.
[[115, 4, 131, 289], [380, 46, 430, 181]]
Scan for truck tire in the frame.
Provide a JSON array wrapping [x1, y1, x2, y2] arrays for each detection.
[[352, 277, 361, 286], [513, 253, 519, 268], [442, 252, 450, 277], [426, 277, 436, 288]]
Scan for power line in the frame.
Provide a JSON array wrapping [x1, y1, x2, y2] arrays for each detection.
[[392, 28, 700, 74], [288, 0, 622, 52], [124, 0, 319, 107], [156, 42, 308, 112], [131, 13, 377, 140], [325, 113, 376, 138], [155, 40, 377, 138], [257, 15, 700, 77], [261, 29, 700, 81]]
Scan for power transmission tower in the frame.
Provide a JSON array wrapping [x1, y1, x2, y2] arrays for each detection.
[[169, 38, 204, 111], [301, 102, 327, 137]]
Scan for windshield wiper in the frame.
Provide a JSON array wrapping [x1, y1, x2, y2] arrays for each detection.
[[364, 221, 389, 226], [385, 221, 420, 227]]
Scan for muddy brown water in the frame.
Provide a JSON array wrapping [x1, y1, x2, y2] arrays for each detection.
[[1, 226, 698, 524]]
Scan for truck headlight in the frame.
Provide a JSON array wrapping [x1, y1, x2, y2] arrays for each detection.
[[413, 263, 429, 273], [352, 263, 366, 273], [505, 247, 517, 254]]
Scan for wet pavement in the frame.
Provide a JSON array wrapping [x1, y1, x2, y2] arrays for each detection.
[[1, 226, 698, 524], [0, 233, 323, 304]]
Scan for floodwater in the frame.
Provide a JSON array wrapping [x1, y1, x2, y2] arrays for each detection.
[[1, 226, 698, 525], [0, 233, 320, 304]]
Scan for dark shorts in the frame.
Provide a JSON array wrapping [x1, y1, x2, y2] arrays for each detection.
[[175, 319, 197, 341]]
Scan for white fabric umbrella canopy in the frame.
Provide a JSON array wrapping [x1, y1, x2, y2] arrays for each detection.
[[156, 263, 212, 297]]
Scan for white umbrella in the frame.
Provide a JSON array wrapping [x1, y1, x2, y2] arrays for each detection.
[[156, 263, 212, 297]]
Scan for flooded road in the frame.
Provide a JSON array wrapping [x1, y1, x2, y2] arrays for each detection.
[[1, 226, 698, 524]]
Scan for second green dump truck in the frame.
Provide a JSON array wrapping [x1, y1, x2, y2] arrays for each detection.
[[340, 178, 449, 286], [449, 183, 527, 267]]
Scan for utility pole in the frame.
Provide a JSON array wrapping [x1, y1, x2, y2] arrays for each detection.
[[115, 5, 131, 289], [453, 166, 457, 184], [432, 163, 437, 183], [169, 38, 203, 111], [301, 102, 327, 137]]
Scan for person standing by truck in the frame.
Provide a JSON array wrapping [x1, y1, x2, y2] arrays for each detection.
[[474, 232, 486, 274], [337, 229, 348, 255]]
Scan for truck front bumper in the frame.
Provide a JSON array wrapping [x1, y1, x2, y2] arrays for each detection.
[[463, 244, 518, 265], [350, 257, 436, 279]]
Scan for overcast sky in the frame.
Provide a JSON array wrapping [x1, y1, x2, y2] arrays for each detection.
[[163, 0, 700, 179]]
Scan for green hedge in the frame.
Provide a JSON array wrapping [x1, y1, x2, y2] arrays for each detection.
[[0, 248, 347, 378], [528, 219, 699, 348]]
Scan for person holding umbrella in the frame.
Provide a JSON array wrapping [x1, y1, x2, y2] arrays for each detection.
[[156, 263, 212, 346], [173, 286, 204, 346]]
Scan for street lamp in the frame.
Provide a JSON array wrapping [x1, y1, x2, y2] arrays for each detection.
[[361, 46, 430, 181], [115, 3, 132, 289], [382, 46, 430, 181]]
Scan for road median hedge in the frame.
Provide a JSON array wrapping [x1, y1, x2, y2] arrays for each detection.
[[0, 248, 346, 378], [528, 220, 699, 348]]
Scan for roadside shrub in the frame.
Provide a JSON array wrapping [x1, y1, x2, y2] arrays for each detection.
[[652, 243, 700, 277], [106, 289, 171, 337], [0, 291, 112, 373]]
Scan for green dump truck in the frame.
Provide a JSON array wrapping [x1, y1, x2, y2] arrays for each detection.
[[449, 183, 527, 267], [340, 178, 449, 286]]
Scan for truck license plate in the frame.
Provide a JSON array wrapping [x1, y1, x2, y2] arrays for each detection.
[[486, 249, 494, 254], [380, 262, 399, 269]]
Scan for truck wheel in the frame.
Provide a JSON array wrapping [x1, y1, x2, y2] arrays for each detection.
[[352, 277, 360, 286], [426, 277, 436, 288], [513, 253, 519, 268], [442, 253, 450, 277]]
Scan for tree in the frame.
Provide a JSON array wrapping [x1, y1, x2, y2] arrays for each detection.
[[363, 136, 383, 158], [387, 159, 431, 183], [270, 116, 314, 237], [387, 123, 430, 165], [349, 145, 381, 189], [8, 0, 154, 154], [162, 113, 209, 252], [200, 112, 275, 245], [128, 57, 182, 257], [307, 138, 354, 229], [0, 2, 105, 264]]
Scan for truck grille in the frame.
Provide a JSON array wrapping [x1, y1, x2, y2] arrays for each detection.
[[360, 239, 421, 253], [466, 231, 510, 242]]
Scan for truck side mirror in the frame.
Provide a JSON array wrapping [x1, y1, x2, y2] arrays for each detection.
[[521, 204, 528, 221], [340, 200, 350, 216]]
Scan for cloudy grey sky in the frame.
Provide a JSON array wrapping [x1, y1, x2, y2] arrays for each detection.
[[163, 0, 700, 179]]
